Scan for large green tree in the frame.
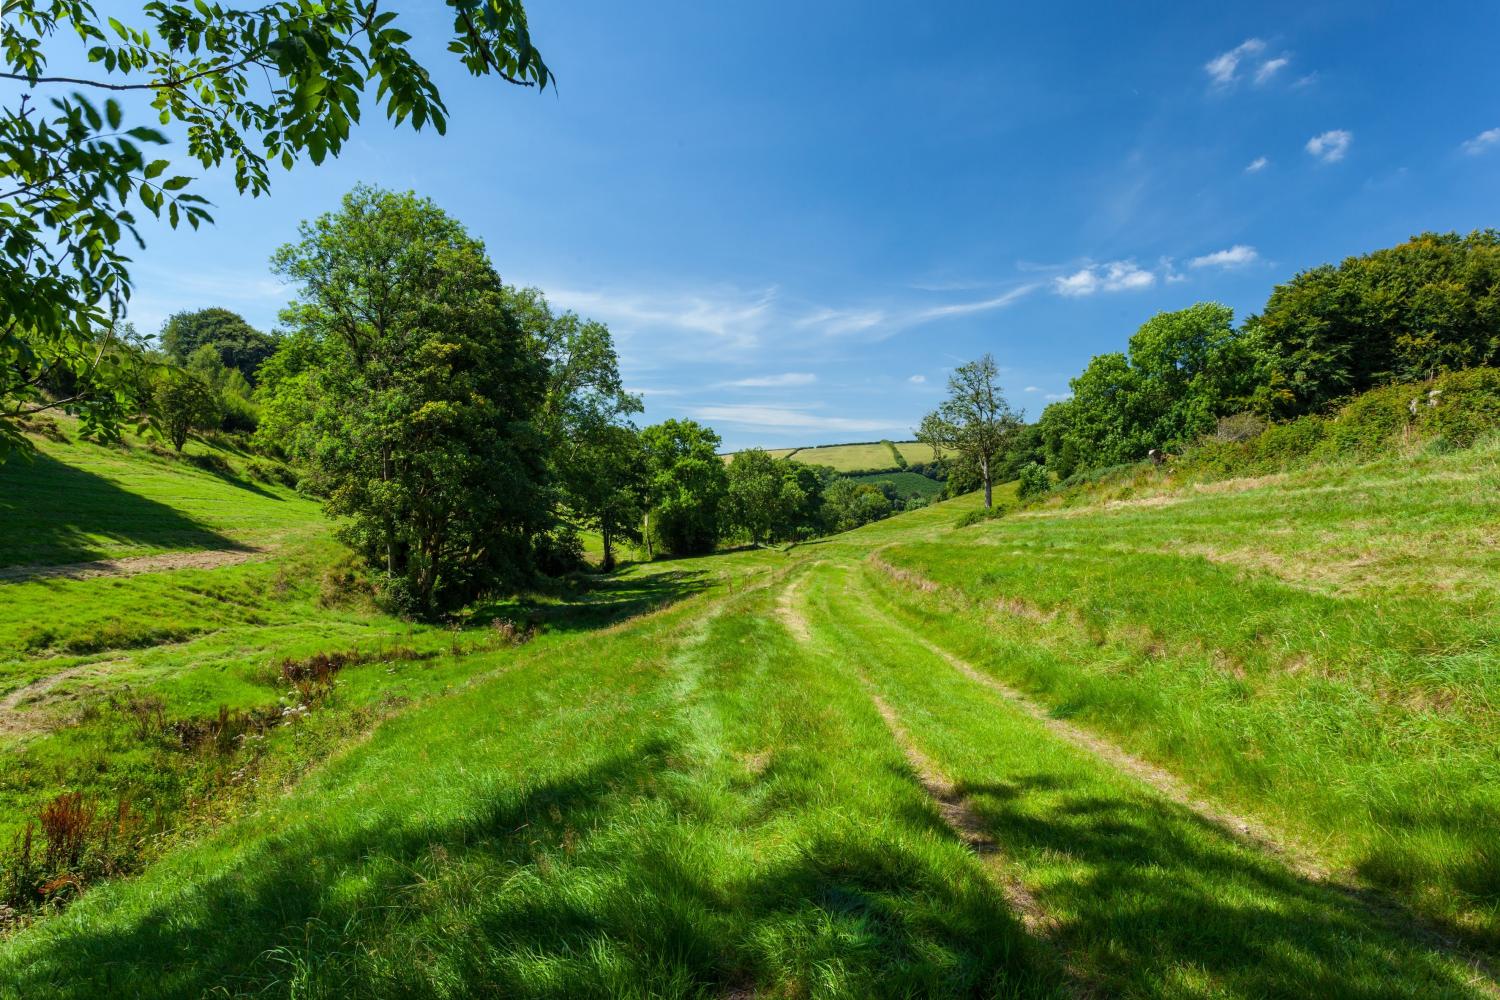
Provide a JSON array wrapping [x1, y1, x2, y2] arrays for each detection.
[[505, 286, 646, 569], [160, 308, 277, 383], [1039, 303, 1260, 477], [640, 419, 728, 558], [1, 0, 551, 455], [1250, 231, 1500, 416], [917, 354, 1020, 509], [257, 186, 548, 615], [725, 448, 806, 546]]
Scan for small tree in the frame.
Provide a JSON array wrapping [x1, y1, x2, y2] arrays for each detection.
[[917, 354, 1020, 508], [150, 368, 220, 452], [640, 420, 728, 557]]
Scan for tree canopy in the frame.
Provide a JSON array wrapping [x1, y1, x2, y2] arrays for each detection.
[[1250, 231, 1500, 416], [1, 0, 550, 455], [159, 308, 277, 383], [640, 419, 728, 557], [257, 185, 548, 615]]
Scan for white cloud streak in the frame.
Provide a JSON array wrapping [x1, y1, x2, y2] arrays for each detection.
[[1305, 129, 1352, 163], [1189, 245, 1259, 269], [1205, 38, 1265, 85], [722, 372, 817, 388], [689, 405, 908, 435], [1245, 156, 1269, 173], [1254, 57, 1289, 84], [1462, 128, 1500, 155]]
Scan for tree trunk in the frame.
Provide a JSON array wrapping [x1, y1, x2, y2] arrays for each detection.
[[643, 510, 653, 560], [982, 454, 993, 509], [601, 523, 615, 573]]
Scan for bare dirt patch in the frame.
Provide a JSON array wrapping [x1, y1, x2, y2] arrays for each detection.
[[0, 547, 262, 583]]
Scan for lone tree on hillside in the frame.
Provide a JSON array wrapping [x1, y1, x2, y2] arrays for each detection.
[[917, 354, 1020, 509], [0, 0, 552, 457]]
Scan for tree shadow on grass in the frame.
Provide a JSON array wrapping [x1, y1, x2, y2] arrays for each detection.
[[472, 569, 713, 636], [0, 452, 242, 568], [957, 772, 1493, 998], [2, 742, 1061, 1000]]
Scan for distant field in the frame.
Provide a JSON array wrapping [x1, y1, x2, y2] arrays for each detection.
[[847, 470, 946, 500], [722, 440, 932, 473]]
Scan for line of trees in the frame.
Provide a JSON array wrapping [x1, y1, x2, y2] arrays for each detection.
[[914, 231, 1500, 500]]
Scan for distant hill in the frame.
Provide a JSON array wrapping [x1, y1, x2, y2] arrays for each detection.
[[724, 439, 932, 474]]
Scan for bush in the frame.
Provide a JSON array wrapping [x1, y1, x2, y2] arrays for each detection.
[[1212, 411, 1268, 443], [219, 392, 259, 433], [956, 504, 1009, 527], [1322, 382, 1414, 458], [1016, 462, 1051, 501], [246, 458, 299, 489], [1419, 367, 1500, 448]]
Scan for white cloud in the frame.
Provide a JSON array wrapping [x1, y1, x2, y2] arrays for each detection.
[[1254, 57, 1289, 84], [1461, 128, 1500, 155], [912, 283, 1039, 320], [1245, 156, 1269, 173], [1204, 38, 1265, 85], [1189, 245, 1259, 269], [722, 372, 816, 388], [1306, 129, 1352, 163], [908, 374, 926, 384], [689, 405, 907, 435], [1023, 386, 1040, 393], [1044, 393, 1071, 401], [794, 307, 886, 336], [544, 285, 775, 350], [1053, 260, 1155, 297]]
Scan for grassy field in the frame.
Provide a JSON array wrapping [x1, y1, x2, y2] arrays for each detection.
[[847, 470, 946, 501], [1, 424, 1497, 997]]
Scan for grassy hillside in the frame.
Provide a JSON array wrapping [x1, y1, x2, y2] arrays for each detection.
[[847, 470, 946, 501], [2, 424, 1498, 997]]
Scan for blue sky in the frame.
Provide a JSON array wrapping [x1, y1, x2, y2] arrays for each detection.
[[55, 2, 1500, 449]]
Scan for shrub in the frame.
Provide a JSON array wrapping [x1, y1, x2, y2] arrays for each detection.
[[1016, 462, 1051, 501], [1322, 383, 1414, 458], [246, 458, 299, 489], [956, 504, 1008, 527], [1419, 367, 1500, 447], [1212, 411, 1268, 443]]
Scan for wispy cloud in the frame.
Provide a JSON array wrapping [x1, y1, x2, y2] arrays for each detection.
[[1044, 392, 1071, 401], [1023, 386, 1040, 393], [1245, 156, 1269, 173], [722, 372, 817, 388], [908, 374, 926, 384], [1461, 128, 1500, 155], [794, 307, 886, 336], [1205, 38, 1266, 85], [125, 265, 288, 335], [1254, 57, 1289, 84], [689, 404, 908, 435], [1205, 38, 1294, 90], [1189, 245, 1259, 269], [911, 284, 1040, 320], [1306, 129, 1352, 163], [1053, 260, 1155, 297], [544, 285, 775, 350]]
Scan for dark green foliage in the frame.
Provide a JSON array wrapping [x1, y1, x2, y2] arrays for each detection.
[[640, 419, 728, 557], [1252, 231, 1500, 416], [725, 448, 809, 546], [821, 477, 892, 532], [883, 439, 908, 469], [0, 0, 550, 452], [258, 186, 549, 615], [159, 309, 277, 383]]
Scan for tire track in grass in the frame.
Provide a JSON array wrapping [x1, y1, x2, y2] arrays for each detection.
[[861, 559, 1500, 996], [777, 573, 1092, 999]]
